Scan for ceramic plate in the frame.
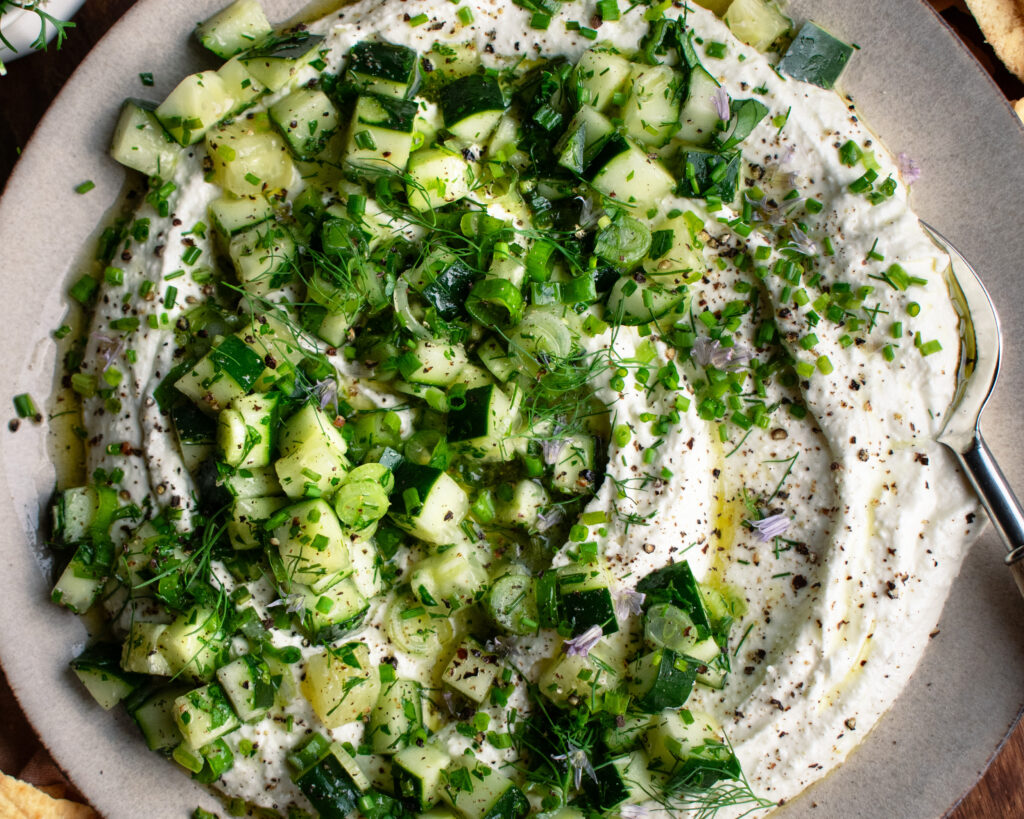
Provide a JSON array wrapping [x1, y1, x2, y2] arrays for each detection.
[[1, 1, 1022, 816]]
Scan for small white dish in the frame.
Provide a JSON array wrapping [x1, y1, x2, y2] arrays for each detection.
[[0, 0, 87, 68]]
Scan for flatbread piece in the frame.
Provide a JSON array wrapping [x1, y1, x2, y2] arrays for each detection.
[[0, 772, 96, 819], [964, 0, 1024, 79]]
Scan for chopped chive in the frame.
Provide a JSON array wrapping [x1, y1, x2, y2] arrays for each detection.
[[849, 169, 878, 194], [597, 0, 620, 19], [104, 267, 124, 286], [920, 339, 942, 356], [139, 72, 154, 86], [164, 286, 178, 309], [13, 393, 38, 419], [457, 6, 474, 24], [408, 12, 428, 26], [74, 180, 95, 194], [705, 41, 726, 58], [530, 11, 551, 28], [891, 321, 903, 339], [110, 317, 140, 332], [816, 355, 833, 375], [907, 301, 921, 317], [838, 140, 862, 167], [69, 275, 98, 305], [882, 344, 895, 362], [182, 246, 202, 266]]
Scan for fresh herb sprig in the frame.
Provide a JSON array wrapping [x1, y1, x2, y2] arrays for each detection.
[[0, 1, 76, 76]]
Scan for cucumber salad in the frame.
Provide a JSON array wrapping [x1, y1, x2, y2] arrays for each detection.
[[48, 0, 982, 817]]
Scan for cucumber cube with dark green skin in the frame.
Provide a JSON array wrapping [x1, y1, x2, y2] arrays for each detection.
[[557, 565, 619, 635], [127, 687, 190, 751], [349, 40, 418, 97], [393, 743, 451, 811], [448, 385, 501, 442], [420, 258, 478, 320], [676, 149, 742, 203], [629, 648, 699, 712], [70, 643, 143, 710], [439, 74, 506, 144], [778, 21, 854, 89], [636, 560, 713, 636], [292, 742, 369, 819], [581, 753, 632, 811], [666, 750, 743, 791], [441, 761, 530, 819]]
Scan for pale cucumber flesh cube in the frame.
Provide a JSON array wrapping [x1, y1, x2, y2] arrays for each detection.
[[622, 63, 685, 148], [156, 70, 236, 146], [406, 148, 473, 211], [273, 498, 351, 585], [300, 643, 381, 728], [110, 99, 181, 178], [724, 0, 791, 51], [209, 195, 275, 237], [196, 0, 273, 59], [574, 48, 632, 112], [206, 114, 294, 197], [229, 224, 297, 298], [217, 56, 266, 113]]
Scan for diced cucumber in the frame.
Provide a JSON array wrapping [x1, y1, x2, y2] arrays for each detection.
[[348, 40, 418, 98], [643, 214, 707, 286], [644, 603, 722, 663], [156, 71, 236, 146], [583, 752, 655, 811], [440, 761, 529, 819], [51, 486, 97, 546], [676, 66, 722, 146], [173, 683, 240, 748], [269, 88, 341, 160], [573, 48, 632, 112], [217, 391, 278, 468], [129, 687, 188, 751], [485, 571, 539, 635], [293, 740, 370, 817], [406, 147, 474, 211], [778, 21, 855, 89], [70, 644, 141, 710], [299, 576, 370, 641], [439, 74, 506, 146], [209, 195, 275, 237], [406, 339, 469, 386], [636, 560, 713, 635], [216, 654, 279, 722], [121, 622, 173, 677], [586, 135, 675, 207], [206, 113, 294, 197], [222, 463, 282, 499], [51, 541, 109, 614], [603, 714, 652, 753], [629, 648, 699, 711], [694, 0, 733, 13], [273, 499, 351, 586], [229, 223, 297, 298], [442, 639, 501, 703], [476, 337, 516, 383], [239, 33, 326, 93], [409, 543, 488, 612], [389, 461, 469, 545], [551, 433, 596, 495], [175, 335, 264, 412], [448, 384, 518, 463], [557, 563, 618, 635], [217, 56, 266, 114], [228, 495, 287, 549], [394, 743, 451, 811], [369, 678, 423, 755], [109, 99, 181, 177], [196, 0, 272, 58], [723, 0, 791, 51], [345, 93, 419, 175], [300, 643, 381, 728], [556, 105, 614, 173], [494, 480, 549, 529], [643, 709, 742, 789], [159, 607, 227, 682], [622, 63, 685, 148]]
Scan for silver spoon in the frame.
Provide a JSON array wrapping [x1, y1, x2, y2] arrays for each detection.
[[922, 222, 1024, 595]]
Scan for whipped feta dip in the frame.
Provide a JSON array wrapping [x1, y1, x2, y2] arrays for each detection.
[[68, 0, 981, 815]]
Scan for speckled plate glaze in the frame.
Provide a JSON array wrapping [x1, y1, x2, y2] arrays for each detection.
[[0, 1, 1022, 816]]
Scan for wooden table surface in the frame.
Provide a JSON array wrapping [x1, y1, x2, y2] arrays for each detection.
[[0, 1, 1022, 817]]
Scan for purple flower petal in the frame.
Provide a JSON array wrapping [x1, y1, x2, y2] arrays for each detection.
[[713, 87, 731, 122], [620, 807, 650, 819], [692, 337, 751, 371], [314, 378, 338, 411], [614, 589, 646, 620], [563, 625, 603, 657], [897, 152, 921, 185], [748, 513, 791, 542], [553, 741, 597, 790]]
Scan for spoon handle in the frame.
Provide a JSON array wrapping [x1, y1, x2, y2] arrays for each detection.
[[956, 432, 1024, 596]]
